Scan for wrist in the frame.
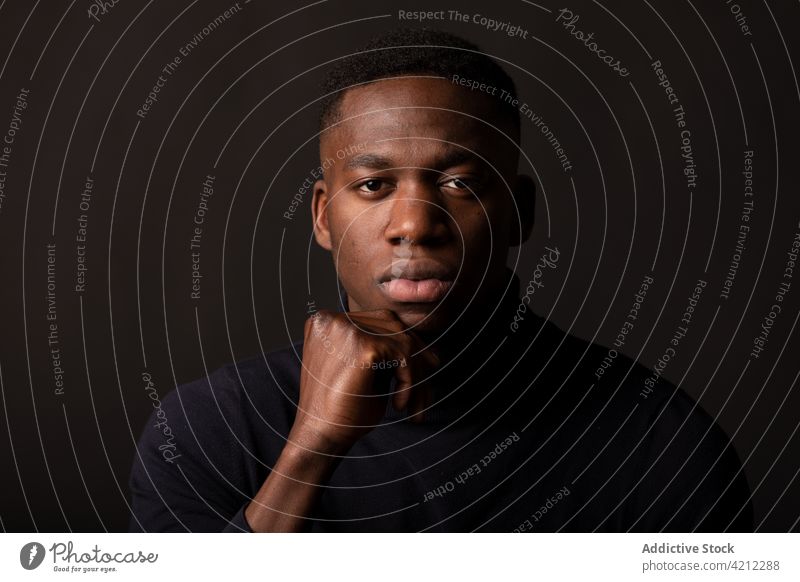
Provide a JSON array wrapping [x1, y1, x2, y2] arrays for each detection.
[[286, 420, 355, 459]]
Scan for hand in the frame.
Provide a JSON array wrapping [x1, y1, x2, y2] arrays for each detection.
[[290, 308, 440, 453]]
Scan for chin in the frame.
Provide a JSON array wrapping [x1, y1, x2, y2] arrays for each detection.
[[392, 306, 450, 335]]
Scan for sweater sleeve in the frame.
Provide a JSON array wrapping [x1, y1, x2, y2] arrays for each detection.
[[222, 505, 253, 533], [128, 369, 253, 532]]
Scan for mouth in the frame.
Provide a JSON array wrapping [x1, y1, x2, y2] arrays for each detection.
[[380, 278, 454, 303], [377, 261, 456, 304]]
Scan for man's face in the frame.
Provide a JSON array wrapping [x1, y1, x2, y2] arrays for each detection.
[[312, 77, 533, 336]]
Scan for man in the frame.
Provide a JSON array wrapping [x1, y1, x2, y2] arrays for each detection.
[[129, 28, 753, 532]]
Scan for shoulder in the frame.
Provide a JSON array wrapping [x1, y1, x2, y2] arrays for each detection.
[[508, 313, 751, 530], [560, 332, 752, 531], [159, 341, 304, 429], [541, 317, 740, 458]]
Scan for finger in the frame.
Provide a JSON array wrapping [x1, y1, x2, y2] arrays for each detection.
[[390, 361, 437, 420], [387, 333, 438, 414], [406, 386, 427, 423], [392, 361, 414, 411], [348, 315, 407, 336]]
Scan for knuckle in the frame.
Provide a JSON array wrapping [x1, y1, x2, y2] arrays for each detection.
[[385, 319, 406, 333], [315, 308, 333, 321], [372, 308, 399, 322], [304, 315, 315, 333], [397, 333, 414, 352], [357, 338, 382, 363], [308, 309, 332, 329]]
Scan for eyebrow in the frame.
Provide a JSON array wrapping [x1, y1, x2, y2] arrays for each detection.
[[342, 147, 480, 172], [344, 153, 394, 171]]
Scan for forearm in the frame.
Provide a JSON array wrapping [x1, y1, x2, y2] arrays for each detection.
[[243, 429, 348, 532]]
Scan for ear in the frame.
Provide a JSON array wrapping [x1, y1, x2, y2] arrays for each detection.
[[311, 179, 333, 251], [509, 174, 536, 247]]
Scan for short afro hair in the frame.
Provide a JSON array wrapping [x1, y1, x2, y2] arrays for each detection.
[[318, 27, 520, 140]]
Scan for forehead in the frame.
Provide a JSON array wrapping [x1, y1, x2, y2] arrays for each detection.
[[321, 77, 515, 164]]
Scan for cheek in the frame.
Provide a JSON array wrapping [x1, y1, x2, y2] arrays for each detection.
[[457, 201, 512, 260], [458, 207, 494, 250], [328, 204, 381, 270]]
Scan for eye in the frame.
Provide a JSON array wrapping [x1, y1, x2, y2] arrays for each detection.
[[357, 179, 386, 194], [441, 177, 474, 192]]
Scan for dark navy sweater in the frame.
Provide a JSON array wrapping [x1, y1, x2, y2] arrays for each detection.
[[128, 281, 753, 532]]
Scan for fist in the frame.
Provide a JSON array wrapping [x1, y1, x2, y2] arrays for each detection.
[[290, 308, 440, 453]]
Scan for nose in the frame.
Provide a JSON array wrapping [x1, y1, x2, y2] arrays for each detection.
[[383, 181, 451, 247]]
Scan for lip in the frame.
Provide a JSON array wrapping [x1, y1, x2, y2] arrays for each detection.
[[377, 260, 456, 304], [380, 278, 453, 303]]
